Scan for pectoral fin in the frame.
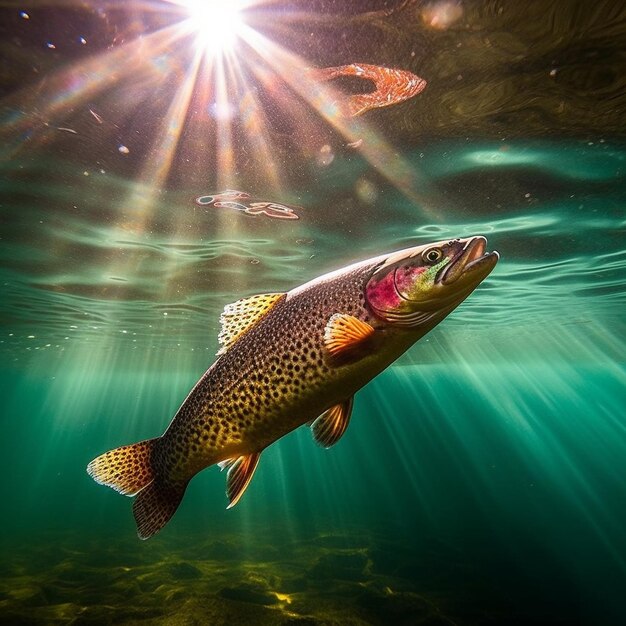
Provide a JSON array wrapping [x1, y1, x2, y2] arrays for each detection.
[[311, 397, 354, 448], [324, 314, 376, 363], [219, 452, 261, 508]]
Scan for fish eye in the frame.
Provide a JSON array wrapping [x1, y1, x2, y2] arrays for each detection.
[[423, 248, 443, 264]]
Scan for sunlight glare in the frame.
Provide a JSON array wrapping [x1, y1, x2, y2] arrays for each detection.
[[183, 1, 245, 56]]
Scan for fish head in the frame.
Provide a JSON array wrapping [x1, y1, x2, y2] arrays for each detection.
[[365, 236, 499, 327]]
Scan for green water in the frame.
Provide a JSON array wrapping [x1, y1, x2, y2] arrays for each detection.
[[1, 1, 626, 625]]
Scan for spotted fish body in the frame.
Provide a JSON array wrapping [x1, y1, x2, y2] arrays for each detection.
[[88, 237, 498, 539]]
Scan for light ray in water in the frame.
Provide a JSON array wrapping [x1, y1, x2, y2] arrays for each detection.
[[0, 0, 440, 219], [123, 45, 204, 216], [226, 52, 284, 193], [213, 54, 237, 191], [0, 22, 183, 157], [239, 24, 438, 213], [365, 320, 626, 579], [166, 301, 626, 585]]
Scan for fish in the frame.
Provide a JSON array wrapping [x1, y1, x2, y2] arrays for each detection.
[[308, 63, 427, 117], [196, 190, 300, 220], [87, 236, 498, 539]]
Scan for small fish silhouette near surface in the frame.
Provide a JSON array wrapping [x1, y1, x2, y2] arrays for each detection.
[[87, 237, 498, 539], [196, 190, 300, 220], [308, 63, 427, 117]]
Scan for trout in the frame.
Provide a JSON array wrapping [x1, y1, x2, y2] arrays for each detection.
[[87, 236, 498, 539]]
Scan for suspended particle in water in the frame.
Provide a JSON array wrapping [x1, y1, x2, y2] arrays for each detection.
[[421, 1, 463, 29], [89, 108, 103, 124], [20, 11, 29, 19], [118, 144, 129, 154], [79, 36, 87, 45], [355, 178, 378, 205], [317, 144, 334, 166], [46, 42, 56, 49]]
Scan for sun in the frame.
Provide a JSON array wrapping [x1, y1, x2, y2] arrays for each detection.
[[181, 0, 246, 56]]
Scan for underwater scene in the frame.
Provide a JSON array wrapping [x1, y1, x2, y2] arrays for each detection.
[[1, 1, 625, 624]]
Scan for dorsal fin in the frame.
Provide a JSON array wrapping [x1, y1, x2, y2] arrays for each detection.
[[217, 293, 284, 355], [311, 397, 354, 448]]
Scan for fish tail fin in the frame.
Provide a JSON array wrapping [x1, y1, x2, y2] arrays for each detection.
[[132, 479, 188, 540], [86, 437, 158, 496], [87, 437, 186, 540]]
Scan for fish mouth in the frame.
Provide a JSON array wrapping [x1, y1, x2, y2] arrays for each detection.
[[436, 236, 499, 286]]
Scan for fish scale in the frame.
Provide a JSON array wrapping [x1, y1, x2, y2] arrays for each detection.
[[87, 237, 498, 539]]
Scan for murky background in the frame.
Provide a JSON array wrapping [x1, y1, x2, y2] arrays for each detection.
[[1, 1, 625, 624]]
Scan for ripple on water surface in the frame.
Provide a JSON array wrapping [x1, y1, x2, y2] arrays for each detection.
[[1, 141, 624, 360]]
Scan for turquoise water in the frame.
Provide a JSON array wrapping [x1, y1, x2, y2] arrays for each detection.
[[2, 1, 626, 624]]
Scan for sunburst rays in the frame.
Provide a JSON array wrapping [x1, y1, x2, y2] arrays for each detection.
[[2, 0, 435, 216], [1, 0, 438, 352]]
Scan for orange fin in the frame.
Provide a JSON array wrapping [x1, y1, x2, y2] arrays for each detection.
[[86, 438, 158, 496], [324, 313, 376, 360], [220, 452, 262, 509], [217, 293, 285, 355], [311, 397, 354, 448], [133, 479, 188, 540]]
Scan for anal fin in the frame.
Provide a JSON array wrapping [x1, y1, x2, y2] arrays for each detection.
[[221, 452, 262, 509], [311, 397, 354, 448]]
